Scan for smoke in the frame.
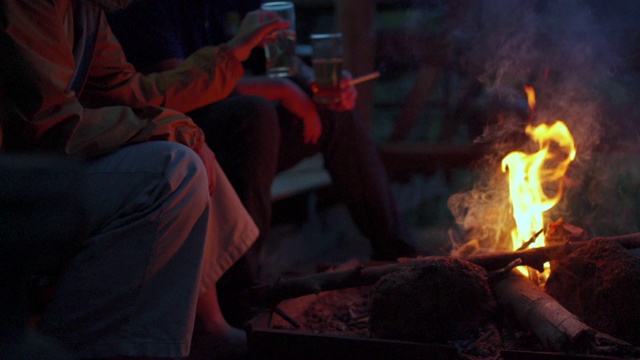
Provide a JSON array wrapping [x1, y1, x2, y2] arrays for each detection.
[[447, 0, 640, 251]]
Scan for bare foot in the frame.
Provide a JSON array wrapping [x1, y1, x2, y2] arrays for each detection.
[[193, 286, 249, 359], [190, 320, 248, 360], [209, 326, 247, 359]]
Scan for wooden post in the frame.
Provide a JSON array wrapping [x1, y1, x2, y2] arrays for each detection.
[[337, 0, 376, 129]]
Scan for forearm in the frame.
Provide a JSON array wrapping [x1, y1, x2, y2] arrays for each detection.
[[84, 45, 245, 114], [235, 76, 290, 101], [147, 45, 245, 111], [82, 13, 245, 114], [235, 75, 323, 144], [145, 58, 185, 74]]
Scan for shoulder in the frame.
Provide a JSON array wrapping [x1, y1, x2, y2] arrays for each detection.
[[106, 0, 185, 70]]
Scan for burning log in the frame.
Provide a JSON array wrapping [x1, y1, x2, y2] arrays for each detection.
[[248, 233, 640, 307], [492, 271, 638, 356], [466, 232, 640, 272], [368, 257, 496, 343]]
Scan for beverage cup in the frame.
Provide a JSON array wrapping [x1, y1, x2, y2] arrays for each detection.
[[261, 2, 298, 78], [310, 33, 344, 104]]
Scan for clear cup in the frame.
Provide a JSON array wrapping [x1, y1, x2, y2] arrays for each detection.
[[310, 33, 344, 104], [261, 2, 298, 78]]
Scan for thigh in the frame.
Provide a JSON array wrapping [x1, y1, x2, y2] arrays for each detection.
[[41, 142, 210, 358], [81, 142, 200, 229], [188, 95, 279, 157]]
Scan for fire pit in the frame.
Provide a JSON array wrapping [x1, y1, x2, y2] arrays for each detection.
[[246, 272, 639, 359], [246, 285, 460, 360], [245, 231, 640, 359]]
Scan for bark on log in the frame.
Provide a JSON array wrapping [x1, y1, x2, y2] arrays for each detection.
[[492, 271, 639, 356], [248, 234, 640, 307]]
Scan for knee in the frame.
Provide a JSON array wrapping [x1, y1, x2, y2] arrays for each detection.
[[319, 109, 368, 141], [149, 142, 210, 209]]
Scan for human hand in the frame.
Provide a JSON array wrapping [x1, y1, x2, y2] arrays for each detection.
[[226, 10, 289, 62], [279, 79, 323, 144], [326, 70, 358, 112], [235, 76, 322, 144]]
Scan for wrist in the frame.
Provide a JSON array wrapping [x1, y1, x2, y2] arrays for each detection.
[[221, 41, 246, 63]]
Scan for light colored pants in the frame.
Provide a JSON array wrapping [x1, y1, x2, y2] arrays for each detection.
[[39, 142, 258, 358]]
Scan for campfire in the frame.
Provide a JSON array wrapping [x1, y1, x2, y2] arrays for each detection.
[[501, 86, 576, 283], [245, 86, 640, 359]]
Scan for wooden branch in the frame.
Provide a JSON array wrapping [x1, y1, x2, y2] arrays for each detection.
[[492, 271, 639, 356], [459, 232, 640, 273], [249, 263, 393, 307], [248, 234, 640, 307]]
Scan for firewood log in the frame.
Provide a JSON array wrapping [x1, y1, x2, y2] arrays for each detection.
[[492, 271, 639, 356], [248, 234, 640, 307]]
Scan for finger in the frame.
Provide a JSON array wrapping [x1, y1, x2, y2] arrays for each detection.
[[254, 21, 290, 47], [344, 89, 355, 102], [339, 75, 353, 89], [305, 123, 321, 144], [256, 10, 267, 23], [305, 131, 318, 144], [258, 9, 283, 22], [250, 19, 290, 49], [307, 130, 319, 144], [259, 18, 290, 34], [255, 9, 284, 26], [331, 95, 355, 112]]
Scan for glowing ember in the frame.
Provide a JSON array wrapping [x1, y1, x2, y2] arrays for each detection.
[[501, 87, 577, 279]]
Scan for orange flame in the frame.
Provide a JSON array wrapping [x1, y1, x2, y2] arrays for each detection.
[[524, 85, 536, 111], [501, 89, 576, 279]]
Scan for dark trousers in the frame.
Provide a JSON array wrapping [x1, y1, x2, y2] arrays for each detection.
[[189, 95, 280, 250], [189, 94, 413, 280], [276, 105, 413, 260]]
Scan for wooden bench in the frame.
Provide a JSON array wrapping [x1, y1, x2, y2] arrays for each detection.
[[270, 154, 332, 202]]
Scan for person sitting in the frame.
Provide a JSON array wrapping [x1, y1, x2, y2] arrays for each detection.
[[1, 0, 288, 358], [106, 0, 419, 279]]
